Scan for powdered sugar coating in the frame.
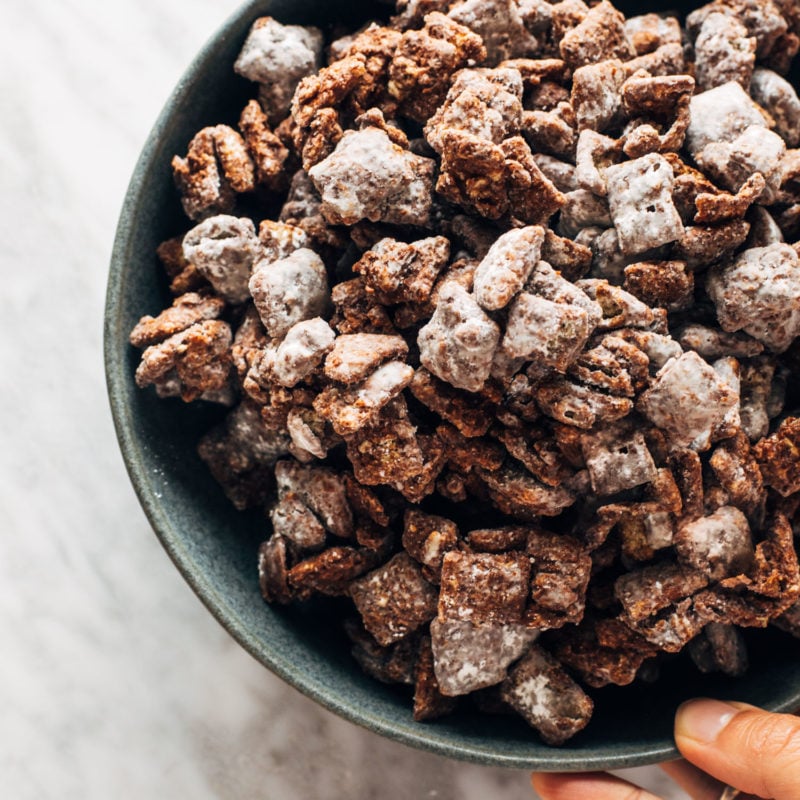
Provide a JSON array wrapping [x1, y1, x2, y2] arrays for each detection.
[[272, 318, 335, 388]]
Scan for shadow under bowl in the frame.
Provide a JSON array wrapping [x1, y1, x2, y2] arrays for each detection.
[[104, 0, 800, 771]]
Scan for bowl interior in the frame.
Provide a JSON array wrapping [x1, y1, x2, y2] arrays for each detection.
[[105, 0, 800, 770]]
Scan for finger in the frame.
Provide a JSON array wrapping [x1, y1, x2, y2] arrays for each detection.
[[531, 771, 662, 800], [659, 759, 725, 800], [676, 698, 800, 800]]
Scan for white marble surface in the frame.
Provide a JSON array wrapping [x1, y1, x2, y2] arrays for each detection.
[[0, 2, 684, 797]]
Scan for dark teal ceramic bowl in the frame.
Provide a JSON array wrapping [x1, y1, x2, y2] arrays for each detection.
[[105, 0, 800, 770]]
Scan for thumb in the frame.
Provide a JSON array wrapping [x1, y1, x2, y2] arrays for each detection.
[[675, 698, 800, 800]]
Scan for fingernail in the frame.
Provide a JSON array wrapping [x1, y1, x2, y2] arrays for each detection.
[[675, 698, 740, 743]]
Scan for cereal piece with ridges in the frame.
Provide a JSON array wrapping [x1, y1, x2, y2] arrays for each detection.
[[249, 248, 329, 339], [499, 645, 594, 745], [688, 623, 749, 676], [269, 495, 327, 553], [750, 68, 800, 146], [754, 417, 800, 496], [182, 215, 261, 304], [625, 13, 682, 55], [447, 0, 539, 63], [402, 509, 459, 581], [581, 425, 658, 497], [351, 553, 438, 646], [324, 334, 408, 384], [431, 618, 539, 696], [477, 463, 576, 519], [238, 100, 289, 188], [694, 12, 756, 91], [410, 369, 494, 437], [288, 546, 379, 598], [623, 260, 694, 311], [414, 635, 458, 721], [130, 292, 225, 348], [258, 536, 292, 604]]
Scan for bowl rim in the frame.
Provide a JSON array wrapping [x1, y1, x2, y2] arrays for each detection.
[[104, 0, 800, 772]]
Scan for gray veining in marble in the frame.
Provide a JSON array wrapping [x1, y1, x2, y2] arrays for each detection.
[[0, 1, 684, 797]]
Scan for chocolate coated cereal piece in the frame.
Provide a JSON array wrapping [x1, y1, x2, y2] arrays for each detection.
[[754, 416, 800, 496], [324, 333, 408, 386], [238, 100, 289, 188], [234, 17, 323, 123], [130, 292, 225, 348], [559, 1, 634, 68], [672, 220, 751, 269], [500, 645, 594, 745], [750, 67, 800, 146], [477, 463, 577, 519], [496, 426, 574, 488], [388, 12, 487, 122], [678, 324, 764, 360], [249, 248, 329, 339], [439, 550, 531, 625], [466, 526, 529, 553], [625, 13, 682, 55], [258, 536, 292, 604], [330, 278, 395, 335], [410, 369, 494, 437], [637, 351, 740, 451], [473, 226, 544, 311], [604, 154, 685, 256], [694, 12, 756, 91], [418, 282, 500, 392], [674, 506, 755, 581], [536, 378, 634, 430], [308, 126, 435, 227], [569, 335, 650, 397], [314, 360, 414, 436], [402, 509, 459, 582], [447, 0, 539, 63], [353, 236, 450, 305], [688, 622, 749, 676], [623, 261, 693, 311], [288, 546, 380, 598], [345, 618, 418, 686], [182, 215, 261, 304], [437, 423, 506, 473], [430, 617, 539, 696], [580, 424, 658, 497], [625, 42, 686, 76], [414, 635, 458, 721], [540, 229, 592, 281], [708, 243, 800, 352], [350, 553, 438, 646], [394, 432, 446, 500], [271, 318, 335, 388], [157, 237, 207, 295], [570, 59, 627, 133], [709, 432, 766, 518], [269, 495, 327, 553]]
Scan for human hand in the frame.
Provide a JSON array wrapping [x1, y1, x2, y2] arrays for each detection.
[[531, 699, 800, 799]]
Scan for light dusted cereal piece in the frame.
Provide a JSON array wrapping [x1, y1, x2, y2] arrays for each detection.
[[694, 12, 756, 91], [182, 215, 261, 304], [688, 623, 749, 676], [410, 369, 494, 437], [466, 526, 529, 552], [678, 324, 764, 360], [288, 546, 379, 599], [625, 13, 682, 55], [604, 154, 684, 256], [402, 509, 459, 581], [577, 280, 654, 331], [439, 550, 530, 625], [350, 553, 438, 646], [697, 125, 786, 204], [279, 170, 347, 253], [693, 173, 766, 225], [496, 426, 574, 488], [685, 82, 768, 158], [271, 318, 335, 388], [249, 248, 329, 339], [580, 424, 658, 496], [394, 432, 449, 503], [344, 397, 424, 486], [625, 42, 686, 76], [172, 127, 254, 221], [413, 635, 457, 721], [531, 154, 577, 193], [707, 243, 800, 352], [739, 357, 777, 441], [675, 506, 755, 581], [750, 68, 800, 146], [353, 236, 450, 305], [521, 105, 576, 159], [258, 536, 292, 604], [525, 261, 603, 328], [238, 100, 289, 188], [638, 352, 740, 452], [135, 320, 232, 402], [418, 282, 501, 392], [500, 645, 594, 745], [558, 190, 612, 237], [623, 261, 693, 311], [502, 294, 591, 371], [536, 378, 633, 429], [478, 463, 577, 518], [198, 401, 291, 510], [345, 618, 418, 686], [330, 278, 395, 335], [234, 17, 323, 122], [156, 237, 207, 296], [430, 618, 538, 696], [388, 12, 486, 122], [447, 0, 539, 63], [258, 220, 308, 265], [747, 205, 785, 247], [314, 360, 414, 436], [559, 1, 634, 68], [324, 333, 408, 384], [308, 126, 435, 227], [672, 220, 751, 269], [709, 432, 766, 517], [269, 495, 327, 553], [129, 292, 225, 348], [540, 229, 592, 282], [570, 59, 626, 133], [574, 130, 621, 196], [754, 417, 800, 496], [438, 423, 506, 472], [275, 459, 353, 538], [425, 68, 524, 151], [526, 529, 591, 627], [286, 407, 329, 461]]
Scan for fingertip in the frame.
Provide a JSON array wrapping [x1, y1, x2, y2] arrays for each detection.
[[675, 698, 740, 744]]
